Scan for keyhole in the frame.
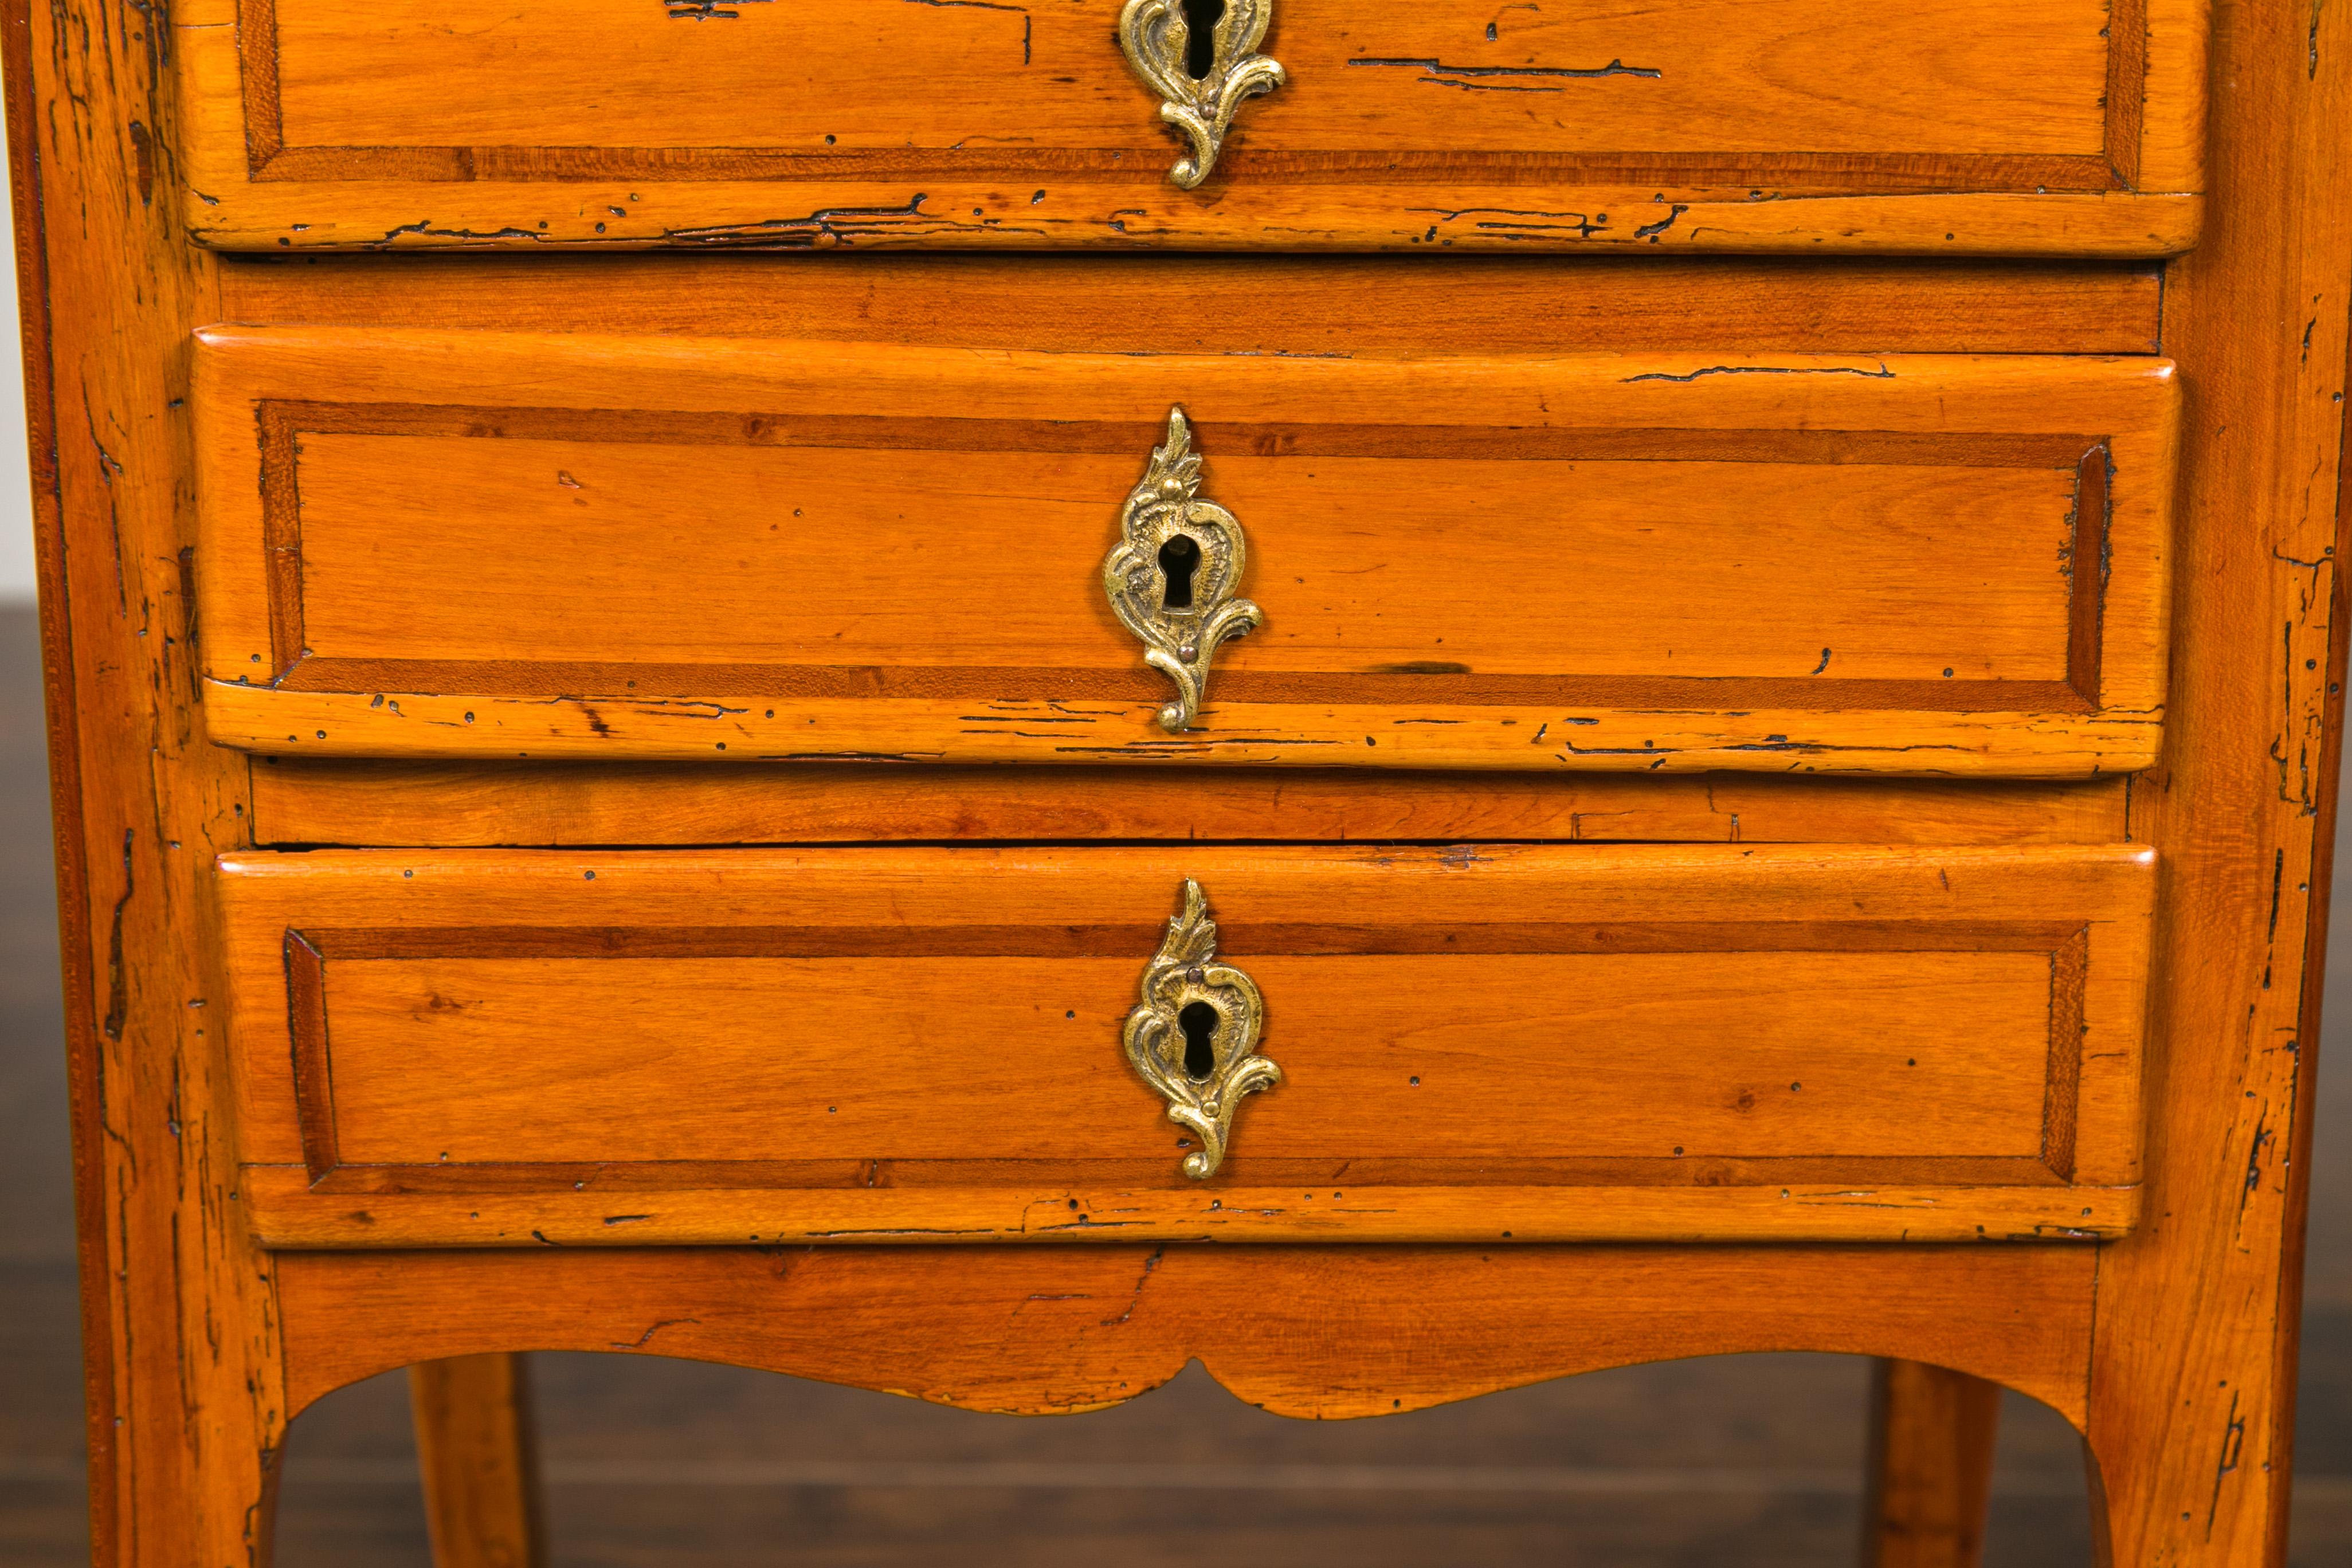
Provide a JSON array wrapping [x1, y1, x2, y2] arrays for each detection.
[[1181, 0, 1223, 78], [1159, 534, 1202, 610], [1178, 1001, 1220, 1080]]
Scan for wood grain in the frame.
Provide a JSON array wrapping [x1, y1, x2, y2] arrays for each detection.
[[246, 761, 2134, 849], [210, 254, 2167, 358], [213, 844, 2154, 1246], [10, 0, 288, 1552], [192, 333, 2179, 775], [13, 0, 2345, 1555], [2076, 0, 2352, 1562], [408, 1354, 546, 1568], [272, 1245, 2104, 1430], [1862, 1359, 2002, 1567], [170, 0, 2203, 253], [304, 947, 2065, 1161], [234, 1175, 2143, 1252]]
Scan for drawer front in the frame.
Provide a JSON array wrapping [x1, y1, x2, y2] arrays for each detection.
[[175, 0, 2203, 255], [217, 843, 2154, 1246], [194, 330, 2178, 775]]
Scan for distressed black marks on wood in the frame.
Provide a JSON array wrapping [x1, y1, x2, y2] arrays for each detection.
[[1347, 57, 1663, 92], [664, 0, 772, 18]]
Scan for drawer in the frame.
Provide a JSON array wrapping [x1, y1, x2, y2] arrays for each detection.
[[215, 843, 2154, 1246], [174, 0, 2204, 256], [193, 329, 2179, 775]]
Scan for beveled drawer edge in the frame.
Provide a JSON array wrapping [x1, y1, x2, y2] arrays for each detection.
[[238, 1167, 2140, 1249]]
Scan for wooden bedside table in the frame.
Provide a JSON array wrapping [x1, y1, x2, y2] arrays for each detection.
[[13, 2, 2347, 1563]]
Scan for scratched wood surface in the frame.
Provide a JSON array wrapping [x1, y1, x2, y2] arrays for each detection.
[[14, 598, 2351, 1568], [211, 844, 2153, 1246], [170, 0, 2204, 253], [7, 0, 296, 1548], [192, 334, 2179, 774], [213, 253, 2170, 357], [17, 0, 2352, 1557], [0, 610, 2126, 1566], [2068, 0, 2352, 1561], [271, 1246, 2106, 1429], [246, 761, 2137, 848]]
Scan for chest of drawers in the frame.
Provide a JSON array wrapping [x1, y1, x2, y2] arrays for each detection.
[[177, 0, 2206, 253], [17, 1, 2351, 1564]]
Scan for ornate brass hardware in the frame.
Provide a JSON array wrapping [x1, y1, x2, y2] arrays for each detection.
[[1118, 0, 1286, 189], [1103, 407, 1264, 732], [1123, 880, 1279, 1180]]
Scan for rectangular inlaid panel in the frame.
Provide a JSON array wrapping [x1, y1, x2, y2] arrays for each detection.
[[194, 330, 2178, 775], [173, 0, 2203, 254], [215, 843, 2155, 1246]]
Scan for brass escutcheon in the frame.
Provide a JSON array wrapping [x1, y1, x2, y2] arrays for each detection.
[[1102, 407, 1264, 732], [1122, 880, 1279, 1179], [1117, 0, 1286, 189]]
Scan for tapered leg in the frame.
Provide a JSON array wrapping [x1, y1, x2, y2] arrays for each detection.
[[409, 1354, 548, 1568], [1860, 1358, 2002, 1568]]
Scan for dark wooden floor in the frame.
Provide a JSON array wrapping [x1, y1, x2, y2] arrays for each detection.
[[0, 602, 2343, 1565]]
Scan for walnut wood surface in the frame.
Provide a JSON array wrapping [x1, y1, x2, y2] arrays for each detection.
[[193, 334, 2179, 775], [213, 844, 2153, 1246], [2071, 1, 2352, 1561], [272, 1245, 2104, 1429], [407, 1354, 547, 1568], [248, 762, 2134, 848], [211, 254, 2167, 358], [170, 0, 2203, 254], [11, 0, 288, 1555], [15, 0, 2351, 1561], [1862, 1359, 2002, 1568]]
